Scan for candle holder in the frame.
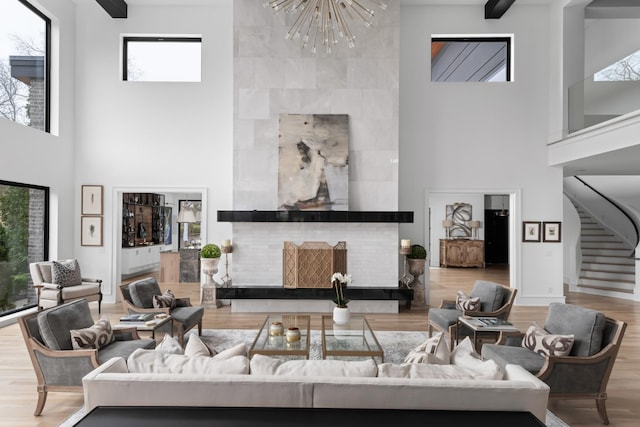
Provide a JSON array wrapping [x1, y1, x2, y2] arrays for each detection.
[[221, 243, 232, 287], [400, 243, 411, 288]]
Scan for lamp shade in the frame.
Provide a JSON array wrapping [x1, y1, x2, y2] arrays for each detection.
[[442, 220, 453, 228], [177, 203, 201, 223], [468, 220, 480, 228]]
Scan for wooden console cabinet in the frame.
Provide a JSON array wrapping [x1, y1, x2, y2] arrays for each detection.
[[440, 239, 484, 268]]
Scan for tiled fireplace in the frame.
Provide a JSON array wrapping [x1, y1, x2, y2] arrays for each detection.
[[230, 1, 402, 312]]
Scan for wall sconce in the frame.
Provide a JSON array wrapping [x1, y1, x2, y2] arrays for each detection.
[[221, 239, 232, 287], [442, 220, 453, 239], [468, 220, 481, 240]]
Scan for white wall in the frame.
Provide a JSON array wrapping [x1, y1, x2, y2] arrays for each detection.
[[73, 0, 233, 301], [400, 4, 565, 305]]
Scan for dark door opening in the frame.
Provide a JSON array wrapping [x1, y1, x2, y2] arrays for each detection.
[[484, 210, 509, 265]]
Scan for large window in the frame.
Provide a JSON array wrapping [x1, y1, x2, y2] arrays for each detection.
[[595, 49, 640, 82], [123, 36, 202, 82], [0, 180, 48, 317], [431, 36, 512, 82], [0, 0, 50, 132]]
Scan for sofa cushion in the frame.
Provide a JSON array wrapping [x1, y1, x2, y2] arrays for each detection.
[[127, 349, 249, 375], [404, 332, 450, 364], [428, 308, 462, 330], [481, 343, 546, 374], [170, 306, 204, 330], [156, 334, 184, 355], [470, 280, 505, 312], [450, 337, 503, 380], [212, 343, 248, 360], [70, 316, 115, 350], [129, 278, 161, 309], [455, 291, 481, 312], [51, 259, 82, 287], [249, 354, 377, 377], [544, 303, 605, 357], [153, 289, 176, 309], [378, 363, 479, 379], [98, 338, 156, 364], [37, 299, 95, 350], [522, 322, 574, 357]]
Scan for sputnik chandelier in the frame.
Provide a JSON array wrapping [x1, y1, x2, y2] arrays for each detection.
[[266, 0, 388, 53]]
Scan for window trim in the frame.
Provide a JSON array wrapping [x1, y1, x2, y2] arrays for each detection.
[[431, 35, 513, 82], [122, 36, 203, 82], [17, 0, 51, 132]]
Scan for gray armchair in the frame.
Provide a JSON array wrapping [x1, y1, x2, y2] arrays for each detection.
[[428, 280, 517, 350], [118, 277, 204, 346], [481, 303, 626, 425], [30, 260, 102, 312], [18, 298, 156, 416]]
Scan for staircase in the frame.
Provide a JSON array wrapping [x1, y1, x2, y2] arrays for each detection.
[[573, 204, 635, 294]]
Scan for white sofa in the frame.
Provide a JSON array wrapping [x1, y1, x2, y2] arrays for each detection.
[[82, 356, 550, 422]]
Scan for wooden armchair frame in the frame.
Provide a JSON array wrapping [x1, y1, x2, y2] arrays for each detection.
[[118, 281, 202, 346], [493, 317, 626, 424], [428, 285, 517, 350], [18, 307, 141, 416]]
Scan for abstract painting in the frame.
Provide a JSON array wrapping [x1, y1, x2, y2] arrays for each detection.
[[278, 114, 349, 211], [446, 203, 472, 238]]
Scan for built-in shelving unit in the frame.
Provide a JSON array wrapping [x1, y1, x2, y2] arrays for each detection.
[[122, 193, 166, 248], [217, 210, 413, 223]]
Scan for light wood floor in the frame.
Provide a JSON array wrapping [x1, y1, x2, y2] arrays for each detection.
[[1, 265, 638, 426]]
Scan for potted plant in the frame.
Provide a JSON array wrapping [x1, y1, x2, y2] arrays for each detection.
[[331, 272, 352, 325], [200, 243, 222, 307], [406, 244, 427, 306]]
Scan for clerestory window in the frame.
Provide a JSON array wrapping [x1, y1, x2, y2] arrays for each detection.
[[431, 36, 512, 82], [122, 36, 202, 82], [0, 0, 51, 132]]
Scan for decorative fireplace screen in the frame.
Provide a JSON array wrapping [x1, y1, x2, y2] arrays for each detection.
[[283, 241, 347, 288]]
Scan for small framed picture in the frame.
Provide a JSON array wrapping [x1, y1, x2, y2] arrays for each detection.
[[81, 216, 103, 246], [543, 221, 562, 242], [82, 185, 103, 215], [522, 221, 541, 242]]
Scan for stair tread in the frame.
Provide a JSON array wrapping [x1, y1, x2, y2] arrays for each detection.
[[577, 284, 634, 294]]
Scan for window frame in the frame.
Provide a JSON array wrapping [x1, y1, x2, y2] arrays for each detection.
[[0, 179, 49, 317], [122, 36, 203, 82], [4, 0, 51, 132], [431, 35, 513, 82]]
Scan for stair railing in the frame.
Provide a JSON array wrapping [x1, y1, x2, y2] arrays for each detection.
[[572, 176, 639, 259]]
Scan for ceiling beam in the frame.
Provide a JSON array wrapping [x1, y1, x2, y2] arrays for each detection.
[[485, 0, 516, 19], [96, 0, 127, 19]]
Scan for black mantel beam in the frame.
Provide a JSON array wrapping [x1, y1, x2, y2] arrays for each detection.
[[96, 0, 127, 18], [485, 0, 516, 19], [217, 210, 414, 223]]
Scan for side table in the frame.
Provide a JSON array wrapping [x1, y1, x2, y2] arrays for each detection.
[[456, 315, 519, 351]]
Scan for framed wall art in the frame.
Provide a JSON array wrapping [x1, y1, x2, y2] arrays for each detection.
[[81, 216, 103, 246], [82, 185, 103, 215], [543, 221, 562, 242], [522, 221, 541, 242]]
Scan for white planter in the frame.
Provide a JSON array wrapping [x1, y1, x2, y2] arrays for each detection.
[[333, 306, 351, 325]]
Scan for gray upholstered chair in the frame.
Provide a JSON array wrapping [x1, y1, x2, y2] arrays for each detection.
[[481, 303, 626, 425], [119, 277, 204, 346], [18, 298, 156, 416], [29, 260, 102, 312], [428, 280, 517, 350]]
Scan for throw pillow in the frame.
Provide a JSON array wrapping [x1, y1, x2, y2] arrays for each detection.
[[184, 334, 213, 357], [522, 322, 575, 357], [455, 291, 481, 312], [378, 363, 479, 379], [404, 332, 450, 365], [127, 349, 250, 375], [450, 337, 504, 380], [153, 289, 176, 309], [212, 343, 248, 360], [70, 316, 114, 350], [51, 259, 82, 287], [156, 334, 184, 354]]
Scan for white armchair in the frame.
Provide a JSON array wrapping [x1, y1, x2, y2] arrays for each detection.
[[29, 259, 102, 313]]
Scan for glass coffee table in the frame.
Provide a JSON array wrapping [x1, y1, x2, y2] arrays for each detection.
[[249, 314, 311, 359], [321, 315, 384, 362]]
